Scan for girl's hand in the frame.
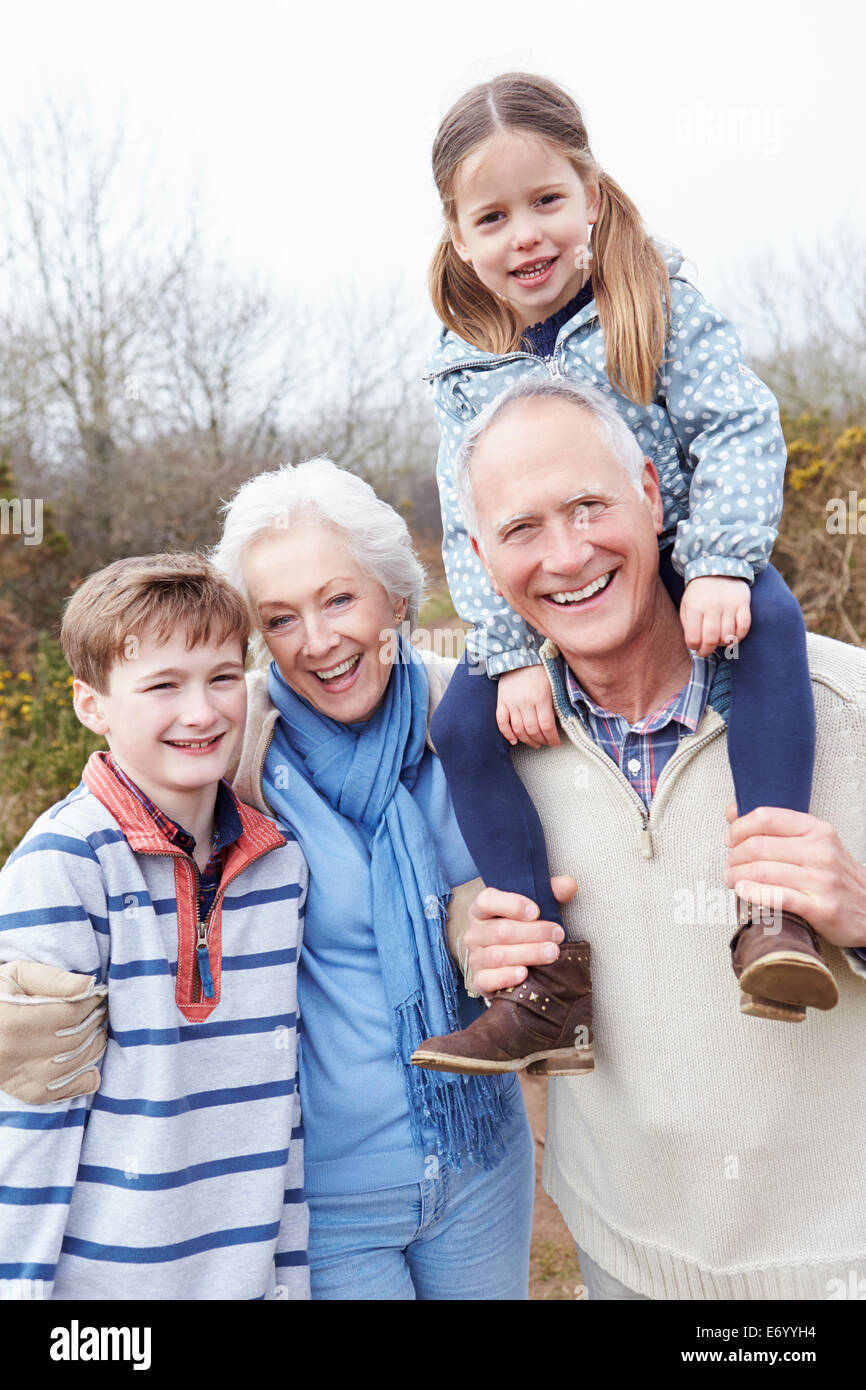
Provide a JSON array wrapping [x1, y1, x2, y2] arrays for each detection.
[[496, 666, 561, 748], [679, 576, 752, 657]]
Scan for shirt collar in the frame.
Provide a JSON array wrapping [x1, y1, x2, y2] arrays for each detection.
[[563, 651, 719, 736], [105, 755, 243, 854]]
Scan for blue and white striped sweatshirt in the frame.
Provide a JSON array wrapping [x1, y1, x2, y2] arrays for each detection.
[[0, 752, 309, 1300]]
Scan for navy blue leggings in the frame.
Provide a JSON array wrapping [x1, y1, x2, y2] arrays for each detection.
[[430, 559, 815, 928]]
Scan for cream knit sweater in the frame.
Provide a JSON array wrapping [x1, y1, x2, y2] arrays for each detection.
[[512, 630, 866, 1300]]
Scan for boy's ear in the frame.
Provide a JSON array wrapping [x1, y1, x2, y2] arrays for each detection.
[[470, 535, 502, 597], [72, 679, 110, 737]]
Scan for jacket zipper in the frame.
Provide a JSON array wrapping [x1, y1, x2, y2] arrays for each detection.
[[135, 841, 282, 1008], [425, 348, 571, 383], [541, 651, 726, 859]]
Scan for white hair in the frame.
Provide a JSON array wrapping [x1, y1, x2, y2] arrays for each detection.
[[210, 457, 426, 663], [454, 378, 647, 540]]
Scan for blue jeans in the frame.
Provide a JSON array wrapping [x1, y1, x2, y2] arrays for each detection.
[[306, 1105, 535, 1300]]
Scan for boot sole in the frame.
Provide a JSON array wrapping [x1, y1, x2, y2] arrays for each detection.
[[410, 1046, 594, 1076], [739, 953, 839, 1010], [739, 990, 806, 1023]]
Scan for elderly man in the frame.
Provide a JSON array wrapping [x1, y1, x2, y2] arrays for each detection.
[[444, 378, 866, 1300]]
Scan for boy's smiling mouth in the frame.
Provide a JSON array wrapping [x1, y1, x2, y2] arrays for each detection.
[[164, 733, 226, 751]]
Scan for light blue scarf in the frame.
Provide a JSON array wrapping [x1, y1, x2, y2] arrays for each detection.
[[264, 637, 509, 1170]]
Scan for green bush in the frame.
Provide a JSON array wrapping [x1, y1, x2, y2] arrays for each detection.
[[0, 634, 103, 865]]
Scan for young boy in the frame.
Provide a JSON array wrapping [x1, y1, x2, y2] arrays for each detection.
[[0, 554, 309, 1300]]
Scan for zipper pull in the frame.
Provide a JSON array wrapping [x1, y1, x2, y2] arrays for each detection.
[[196, 921, 215, 999], [640, 822, 654, 859]]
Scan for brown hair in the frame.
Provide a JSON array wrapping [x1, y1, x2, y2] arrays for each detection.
[[61, 552, 250, 692], [430, 72, 670, 405]]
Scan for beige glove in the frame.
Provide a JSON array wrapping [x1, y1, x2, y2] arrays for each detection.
[[445, 878, 484, 998], [0, 961, 108, 1103]]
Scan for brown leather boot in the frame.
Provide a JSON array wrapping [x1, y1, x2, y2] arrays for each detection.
[[410, 942, 593, 1075], [731, 905, 839, 1021]]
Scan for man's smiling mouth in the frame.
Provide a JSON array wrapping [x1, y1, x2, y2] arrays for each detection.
[[544, 570, 614, 605]]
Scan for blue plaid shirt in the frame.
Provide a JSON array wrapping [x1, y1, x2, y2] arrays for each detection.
[[563, 654, 720, 807]]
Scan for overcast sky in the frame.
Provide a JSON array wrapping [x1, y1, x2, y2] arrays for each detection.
[[2, 0, 864, 350]]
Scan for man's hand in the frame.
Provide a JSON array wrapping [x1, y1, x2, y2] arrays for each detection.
[[496, 666, 561, 748], [465, 875, 578, 996], [0, 961, 107, 1103], [680, 576, 752, 657], [724, 804, 866, 949]]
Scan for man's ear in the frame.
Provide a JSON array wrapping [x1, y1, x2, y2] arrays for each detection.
[[450, 224, 473, 265], [73, 679, 110, 737], [641, 459, 665, 534], [470, 534, 503, 596]]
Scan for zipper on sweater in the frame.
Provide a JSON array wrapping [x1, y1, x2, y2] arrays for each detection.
[[135, 840, 282, 1010], [187, 841, 284, 1004]]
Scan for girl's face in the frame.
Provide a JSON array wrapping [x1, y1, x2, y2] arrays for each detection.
[[242, 522, 406, 723], [450, 129, 600, 330]]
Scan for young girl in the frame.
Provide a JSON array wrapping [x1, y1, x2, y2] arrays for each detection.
[[412, 72, 838, 1077]]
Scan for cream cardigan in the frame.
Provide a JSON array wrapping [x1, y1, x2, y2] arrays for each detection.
[[513, 630, 866, 1300]]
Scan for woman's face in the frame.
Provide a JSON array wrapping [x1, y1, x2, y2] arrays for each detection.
[[242, 523, 406, 723]]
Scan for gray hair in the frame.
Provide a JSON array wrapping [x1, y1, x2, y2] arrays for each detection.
[[210, 457, 426, 664], [454, 378, 647, 540]]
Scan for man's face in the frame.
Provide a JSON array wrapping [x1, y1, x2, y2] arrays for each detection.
[[470, 397, 665, 670]]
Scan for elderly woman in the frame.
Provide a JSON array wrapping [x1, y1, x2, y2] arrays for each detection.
[[210, 457, 534, 1299], [0, 458, 535, 1300]]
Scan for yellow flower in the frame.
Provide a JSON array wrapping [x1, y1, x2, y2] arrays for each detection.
[[17, 672, 32, 683]]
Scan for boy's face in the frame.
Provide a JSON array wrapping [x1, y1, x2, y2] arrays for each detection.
[[73, 627, 247, 808]]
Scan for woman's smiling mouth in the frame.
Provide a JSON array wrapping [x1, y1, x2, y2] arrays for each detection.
[[312, 654, 361, 688]]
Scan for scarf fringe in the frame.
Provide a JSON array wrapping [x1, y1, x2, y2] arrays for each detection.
[[396, 993, 512, 1173]]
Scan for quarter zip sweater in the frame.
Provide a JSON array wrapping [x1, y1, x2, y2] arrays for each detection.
[[0, 751, 309, 1300], [512, 631, 866, 1300]]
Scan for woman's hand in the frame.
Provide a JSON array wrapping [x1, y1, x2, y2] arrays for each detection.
[[496, 666, 560, 748], [679, 576, 751, 657]]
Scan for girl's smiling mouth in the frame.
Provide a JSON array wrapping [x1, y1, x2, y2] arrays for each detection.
[[510, 257, 558, 284]]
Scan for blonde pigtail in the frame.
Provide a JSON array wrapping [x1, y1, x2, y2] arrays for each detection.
[[591, 171, 670, 405], [429, 231, 522, 355]]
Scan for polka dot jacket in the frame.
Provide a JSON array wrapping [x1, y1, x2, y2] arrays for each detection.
[[424, 251, 786, 677]]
